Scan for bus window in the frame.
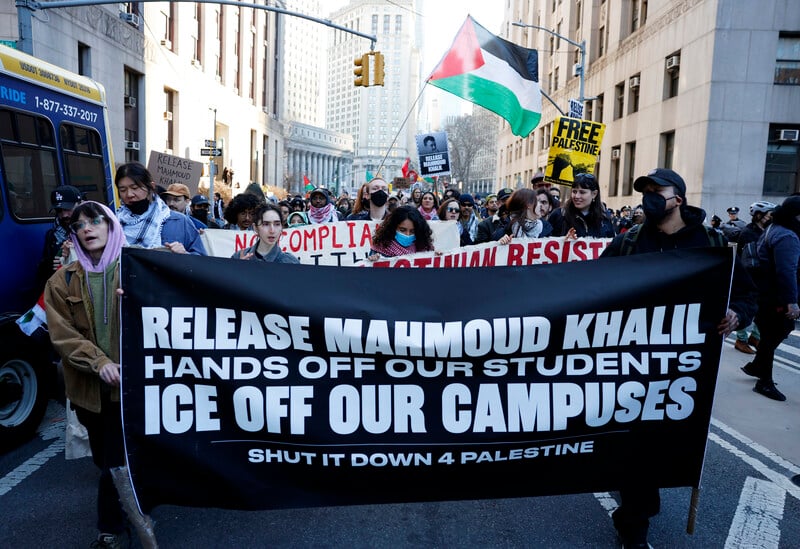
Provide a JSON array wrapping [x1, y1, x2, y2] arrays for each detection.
[[0, 108, 59, 220], [60, 123, 105, 202]]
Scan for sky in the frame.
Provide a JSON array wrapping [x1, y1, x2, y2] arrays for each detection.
[[323, 0, 505, 124]]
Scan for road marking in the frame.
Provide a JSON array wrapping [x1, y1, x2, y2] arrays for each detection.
[[708, 433, 800, 501], [593, 491, 618, 515], [711, 419, 800, 475], [0, 439, 65, 497], [724, 476, 785, 549]]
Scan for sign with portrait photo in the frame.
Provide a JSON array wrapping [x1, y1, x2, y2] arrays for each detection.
[[415, 132, 451, 177]]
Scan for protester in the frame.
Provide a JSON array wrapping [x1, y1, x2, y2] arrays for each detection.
[[213, 192, 225, 220], [438, 198, 461, 222], [387, 192, 400, 213], [457, 193, 480, 246], [115, 162, 207, 255], [350, 183, 369, 217], [223, 192, 263, 231], [535, 188, 557, 220], [287, 211, 309, 227], [307, 188, 339, 224], [741, 195, 800, 402], [443, 187, 461, 202], [409, 183, 423, 208], [368, 205, 434, 259], [499, 188, 551, 241], [347, 177, 390, 221], [418, 191, 439, 221], [231, 203, 299, 263], [161, 183, 207, 231], [632, 205, 645, 225], [475, 188, 513, 244], [480, 193, 498, 219], [600, 168, 757, 548], [190, 195, 223, 229], [289, 195, 305, 212], [36, 185, 83, 294], [335, 196, 352, 219], [549, 173, 615, 238], [44, 201, 128, 549], [734, 201, 777, 354]]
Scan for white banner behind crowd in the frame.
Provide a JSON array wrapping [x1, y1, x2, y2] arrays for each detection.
[[201, 220, 461, 265]]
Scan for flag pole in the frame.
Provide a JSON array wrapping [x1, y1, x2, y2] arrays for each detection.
[[375, 81, 429, 181]]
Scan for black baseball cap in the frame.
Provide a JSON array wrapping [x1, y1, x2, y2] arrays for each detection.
[[50, 185, 83, 210], [633, 168, 686, 197], [191, 194, 210, 206]]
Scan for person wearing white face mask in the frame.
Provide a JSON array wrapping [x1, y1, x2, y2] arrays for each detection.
[[347, 177, 390, 221]]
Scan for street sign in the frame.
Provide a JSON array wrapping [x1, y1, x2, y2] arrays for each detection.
[[201, 148, 222, 157], [204, 139, 217, 147]]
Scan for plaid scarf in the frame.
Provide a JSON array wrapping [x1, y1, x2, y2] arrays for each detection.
[[370, 238, 418, 258], [117, 194, 171, 248]]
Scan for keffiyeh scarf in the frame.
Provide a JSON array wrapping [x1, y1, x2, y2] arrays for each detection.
[[117, 195, 171, 248]]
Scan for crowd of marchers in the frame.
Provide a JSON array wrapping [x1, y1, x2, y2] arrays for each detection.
[[32, 161, 798, 549]]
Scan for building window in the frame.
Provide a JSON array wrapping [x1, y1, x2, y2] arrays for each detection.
[[78, 43, 91, 76], [775, 33, 800, 85], [614, 82, 625, 119], [609, 147, 621, 196], [665, 52, 680, 99], [598, 26, 605, 57], [575, 0, 582, 30], [372, 15, 378, 35], [554, 67, 559, 91], [383, 15, 390, 34], [764, 126, 800, 194], [623, 141, 636, 195], [595, 93, 604, 122], [660, 131, 675, 169], [631, 0, 647, 32], [395, 15, 402, 33], [628, 74, 640, 114], [164, 88, 175, 152]]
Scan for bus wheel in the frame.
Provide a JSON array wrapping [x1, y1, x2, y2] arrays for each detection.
[[0, 352, 49, 450]]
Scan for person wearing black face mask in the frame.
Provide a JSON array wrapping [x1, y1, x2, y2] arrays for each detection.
[[600, 168, 757, 549], [346, 177, 390, 221]]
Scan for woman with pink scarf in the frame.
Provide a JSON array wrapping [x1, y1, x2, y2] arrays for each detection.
[[417, 190, 440, 221]]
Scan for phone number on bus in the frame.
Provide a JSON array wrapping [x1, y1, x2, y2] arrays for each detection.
[[33, 96, 99, 123]]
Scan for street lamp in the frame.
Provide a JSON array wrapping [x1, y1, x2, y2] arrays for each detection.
[[512, 20, 589, 115]]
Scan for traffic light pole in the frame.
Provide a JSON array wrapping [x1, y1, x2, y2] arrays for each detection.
[[15, 0, 377, 55], [511, 21, 589, 115]]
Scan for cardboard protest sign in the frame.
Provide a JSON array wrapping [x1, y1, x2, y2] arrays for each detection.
[[200, 221, 461, 265], [121, 247, 732, 512], [147, 151, 204, 195], [545, 116, 606, 186], [416, 132, 451, 177]]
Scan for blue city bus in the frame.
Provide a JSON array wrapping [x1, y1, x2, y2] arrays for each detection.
[[0, 44, 116, 447]]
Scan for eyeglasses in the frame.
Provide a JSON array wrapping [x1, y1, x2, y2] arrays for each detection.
[[70, 216, 105, 232], [447, 207, 460, 213]]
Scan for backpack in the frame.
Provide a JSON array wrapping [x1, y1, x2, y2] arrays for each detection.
[[619, 223, 725, 255], [740, 225, 774, 274]]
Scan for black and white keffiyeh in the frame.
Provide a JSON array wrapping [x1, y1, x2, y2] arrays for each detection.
[[117, 194, 171, 248]]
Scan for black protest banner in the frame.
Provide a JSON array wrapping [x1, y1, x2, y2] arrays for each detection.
[[121, 247, 732, 512]]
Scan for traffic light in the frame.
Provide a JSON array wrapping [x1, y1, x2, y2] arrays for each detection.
[[372, 51, 385, 86], [353, 54, 369, 87]]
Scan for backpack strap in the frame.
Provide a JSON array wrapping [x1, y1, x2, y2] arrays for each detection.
[[619, 224, 642, 255]]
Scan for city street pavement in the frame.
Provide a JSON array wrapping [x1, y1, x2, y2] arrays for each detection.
[[716, 334, 800, 464]]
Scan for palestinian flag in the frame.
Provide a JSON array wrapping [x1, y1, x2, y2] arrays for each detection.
[[17, 293, 47, 336], [428, 16, 541, 137]]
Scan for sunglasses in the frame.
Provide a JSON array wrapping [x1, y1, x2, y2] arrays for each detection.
[[70, 216, 105, 232], [447, 207, 460, 212]]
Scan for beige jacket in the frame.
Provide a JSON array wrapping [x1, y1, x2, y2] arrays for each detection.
[[44, 261, 120, 413]]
